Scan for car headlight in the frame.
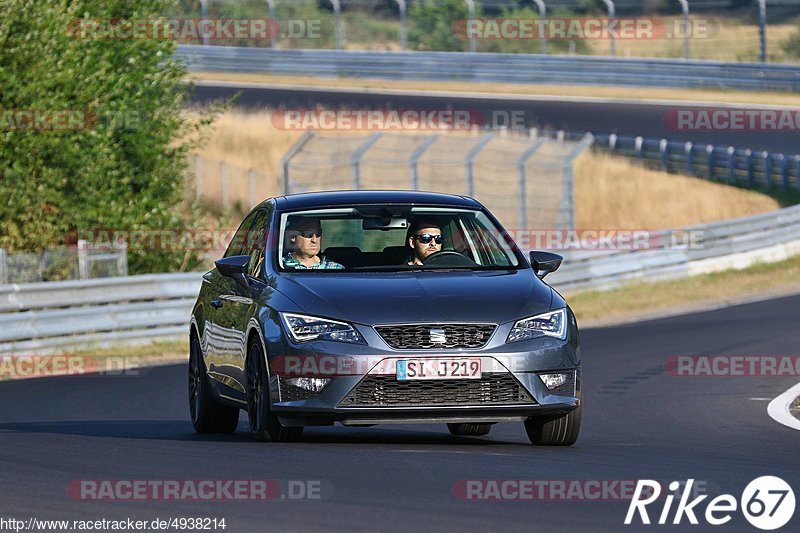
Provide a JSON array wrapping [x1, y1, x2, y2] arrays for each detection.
[[280, 313, 366, 344], [507, 308, 567, 343]]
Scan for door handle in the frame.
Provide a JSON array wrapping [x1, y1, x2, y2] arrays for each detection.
[[210, 299, 223, 309]]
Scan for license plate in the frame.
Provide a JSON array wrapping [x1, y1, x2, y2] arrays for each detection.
[[396, 358, 482, 380]]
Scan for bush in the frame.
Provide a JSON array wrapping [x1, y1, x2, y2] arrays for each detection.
[[0, 0, 215, 274], [409, 0, 474, 52], [782, 23, 800, 59]]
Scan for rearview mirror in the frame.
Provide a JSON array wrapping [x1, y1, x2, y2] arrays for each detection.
[[529, 251, 563, 279], [215, 255, 250, 288]]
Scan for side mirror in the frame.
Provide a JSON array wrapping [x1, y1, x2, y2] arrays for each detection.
[[529, 251, 563, 279], [215, 255, 250, 288]]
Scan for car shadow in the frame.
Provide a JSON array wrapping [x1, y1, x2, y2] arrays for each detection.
[[0, 420, 526, 446]]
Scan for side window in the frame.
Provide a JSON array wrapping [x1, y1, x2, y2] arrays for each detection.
[[223, 210, 261, 259], [243, 207, 272, 278]]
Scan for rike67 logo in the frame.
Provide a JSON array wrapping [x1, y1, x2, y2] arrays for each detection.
[[625, 477, 795, 530]]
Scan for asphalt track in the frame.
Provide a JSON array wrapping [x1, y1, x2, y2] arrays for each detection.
[[191, 83, 799, 154], [2, 294, 799, 532]]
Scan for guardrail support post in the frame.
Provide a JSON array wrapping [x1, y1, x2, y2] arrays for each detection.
[[532, 0, 547, 54], [517, 139, 546, 230], [608, 133, 617, 152], [465, 133, 493, 197], [757, 0, 767, 62], [780, 154, 789, 190], [78, 239, 89, 281], [117, 240, 128, 277], [395, 0, 407, 51], [601, 0, 616, 57], [706, 144, 714, 180], [280, 130, 314, 195], [684, 141, 693, 175], [764, 151, 773, 188], [351, 132, 383, 190], [634, 136, 644, 160], [465, 1, 477, 53], [0, 249, 7, 285], [746, 149, 755, 188], [677, 0, 690, 59], [727, 146, 736, 183], [794, 155, 800, 191], [409, 135, 439, 191], [659, 138, 669, 171]]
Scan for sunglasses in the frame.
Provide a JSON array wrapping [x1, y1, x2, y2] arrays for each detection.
[[414, 233, 443, 245], [297, 230, 322, 238]]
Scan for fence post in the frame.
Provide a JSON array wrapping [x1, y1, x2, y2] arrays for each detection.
[[200, 0, 210, 46], [266, 0, 278, 49], [249, 168, 257, 208], [727, 146, 736, 183], [409, 135, 439, 191], [330, 0, 343, 49], [351, 132, 382, 190], [465, 133, 493, 197], [280, 130, 314, 195], [659, 138, 669, 171], [757, 0, 767, 62], [78, 239, 89, 280], [560, 133, 594, 230], [746, 149, 755, 188], [684, 141, 693, 175], [517, 139, 545, 230], [465, 1, 477, 53], [194, 154, 202, 200], [395, 0, 407, 51], [601, 0, 616, 57], [220, 161, 228, 208], [532, 0, 547, 54], [677, 0, 690, 59], [0, 248, 7, 285]]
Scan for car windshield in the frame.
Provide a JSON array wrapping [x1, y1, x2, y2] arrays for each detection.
[[278, 206, 522, 272]]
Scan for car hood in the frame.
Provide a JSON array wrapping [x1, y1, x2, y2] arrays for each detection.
[[275, 269, 553, 325]]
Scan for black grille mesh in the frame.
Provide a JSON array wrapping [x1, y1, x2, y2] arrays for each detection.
[[279, 377, 319, 402], [375, 323, 496, 349], [339, 374, 536, 407]]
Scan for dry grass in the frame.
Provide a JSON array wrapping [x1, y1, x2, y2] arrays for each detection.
[[186, 73, 800, 108], [573, 151, 779, 229], [585, 18, 798, 62], [192, 109, 780, 229]]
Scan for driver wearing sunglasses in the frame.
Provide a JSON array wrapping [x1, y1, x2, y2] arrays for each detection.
[[406, 220, 443, 266], [283, 217, 344, 270]]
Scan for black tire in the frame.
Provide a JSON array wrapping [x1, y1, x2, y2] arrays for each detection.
[[524, 406, 582, 446], [246, 339, 303, 443], [189, 333, 240, 434], [447, 423, 493, 437]]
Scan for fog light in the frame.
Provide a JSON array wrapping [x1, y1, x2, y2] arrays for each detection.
[[285, 377, 330, 393], [539, 372, 568, 390]]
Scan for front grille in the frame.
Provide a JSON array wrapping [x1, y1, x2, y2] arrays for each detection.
[[339, 373, 536, 407], [375, 323, 496, 349], [278, 377, 318, 402]]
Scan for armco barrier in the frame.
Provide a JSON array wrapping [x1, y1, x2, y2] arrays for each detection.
[[2, 204, 799, 354], [175, 45, 800, 92]]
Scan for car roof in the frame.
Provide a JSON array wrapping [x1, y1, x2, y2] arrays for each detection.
[[274, 190, 482, 210]]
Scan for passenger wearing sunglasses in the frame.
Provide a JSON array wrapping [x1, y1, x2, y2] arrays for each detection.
[[406, 220, 443, 266], [284, 218, 344, 270]]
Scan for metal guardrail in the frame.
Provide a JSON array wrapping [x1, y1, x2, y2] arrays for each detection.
[[175, 45, 800, 92], [2, 203, 800, 353], [593, 133, 800, 192]]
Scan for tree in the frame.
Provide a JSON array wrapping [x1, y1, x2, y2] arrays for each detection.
[[409, 0, 475, 52], [0, 0, 213, 273]]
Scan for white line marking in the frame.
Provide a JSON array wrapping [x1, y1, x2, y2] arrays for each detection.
[[749, 397, 772, 401], [767, 381, 800, 431]]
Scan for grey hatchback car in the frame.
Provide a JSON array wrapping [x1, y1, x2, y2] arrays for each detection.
[[189, 190, 581, 445]]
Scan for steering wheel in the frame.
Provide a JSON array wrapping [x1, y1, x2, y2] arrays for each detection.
[[421, 250, 477, 267]]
